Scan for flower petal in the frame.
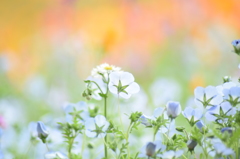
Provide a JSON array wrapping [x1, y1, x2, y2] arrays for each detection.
[[120, 72, 134, 86], [95, 115, 106, 127], [119, 92, 131, 99], [205, 86, 218, 100], [125, 82, 140, 94], [109, 72, 120, 85], [194, 87, 205, 101]]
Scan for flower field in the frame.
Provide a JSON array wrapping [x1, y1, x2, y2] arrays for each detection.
[[0, 1, 240, 159]]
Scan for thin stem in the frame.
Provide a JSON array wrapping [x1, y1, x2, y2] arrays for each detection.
[[68, 135, 76, 159], [104, 96, 108, 159], [81, 133, 86, 158], [45, 143, 50, 151], [91, 81, 104, 94], [24, 144, 32, 159], [182, 154, 188, 159], [126, 123, 133, 159], [118, 94, 124, 130], [167, 119, 172, 137], [103, 74, 110, 159]]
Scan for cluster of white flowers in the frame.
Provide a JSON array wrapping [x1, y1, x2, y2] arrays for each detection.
[[91, 63, 122, 79]]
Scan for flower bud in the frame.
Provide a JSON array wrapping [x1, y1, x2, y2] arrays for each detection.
[[221, 127, 233, 135], [223, 76, 231, 83], [232, 40, 240, 55], [37, 121, 49, 143], [139, 115, 152, 127], [187, 140, 197, 152], [146, 142, 156, 157], [166, 101, 181, 119]]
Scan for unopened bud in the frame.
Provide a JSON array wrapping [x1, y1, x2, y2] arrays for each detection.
[[146, 142, 156, 157], [37, 121, 49, 143], [187, 140, 197, 152]]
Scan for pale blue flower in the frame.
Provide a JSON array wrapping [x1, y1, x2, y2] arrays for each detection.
[[45, 151, 68, 159], [149, 78, 181, 106], [221, 127, 233, 134], [109, 72, 140, 99], [216, 82, 236, 96], [85, 115, 109, 138], [223, 86, 240, 105], [157, 150, 184, 159], [196, 120, 205, 131], [166, 101, 181, 119], [182, 107, 203, 124], [205, 102, 236, 122], [232, 39, 240, 55], [64, 101, 89, 124], [213, 142, 234, 157], [138, 140, 166, 158], [194, 86, 223, 109]]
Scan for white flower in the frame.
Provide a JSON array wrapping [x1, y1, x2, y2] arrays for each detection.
[[157, 150, 184, 159], [182, 107, 202, 125], [91, 63, 121, 79], [166, 101, 181, 119], [205, 102, 236, 122], [37, 121, 49, 139], [194, 86, 223, 109], [138, 141, 166, 158], [64, 101, 89, 123], [85, 115, 109, 138], [45, 151, 68, 159], [109, 72, 140, 99]]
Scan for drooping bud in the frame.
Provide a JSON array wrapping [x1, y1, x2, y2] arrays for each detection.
[[221, 127, 233, 135], [146, 142, 156, 157], [223, 76, 231, 83], [37, 121, 49, 143], [187, 140, 197, 152], [139, 115, 152, 127]]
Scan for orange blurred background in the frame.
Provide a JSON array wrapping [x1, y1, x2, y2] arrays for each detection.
[[1, 0, 240, 96]]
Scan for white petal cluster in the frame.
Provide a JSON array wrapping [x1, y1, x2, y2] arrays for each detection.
[[91, 63, 121, 79], [109, 72, 140, 99]]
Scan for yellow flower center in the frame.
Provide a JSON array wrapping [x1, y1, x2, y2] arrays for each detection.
[[104, 66, 113, 70]]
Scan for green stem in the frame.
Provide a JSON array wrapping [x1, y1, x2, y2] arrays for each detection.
[[167, 119, 172, 137], [126, 123, 134, 159], [104, 74, 110, 159], [68, 136, 76, 159], [104, 96, 108, 159], [81, 133, 86, 158]]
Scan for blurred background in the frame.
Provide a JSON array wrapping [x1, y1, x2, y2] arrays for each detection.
[[1, 0, 240, 158]]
